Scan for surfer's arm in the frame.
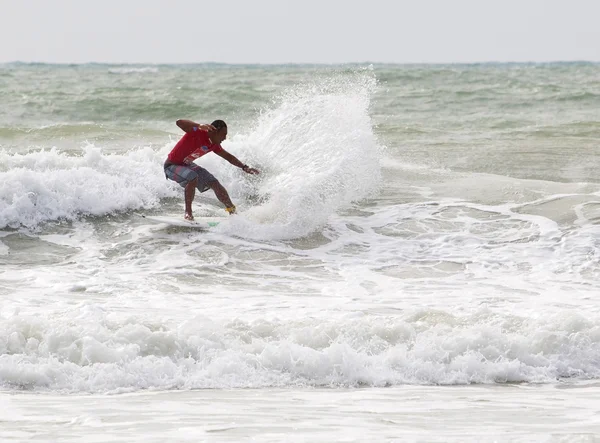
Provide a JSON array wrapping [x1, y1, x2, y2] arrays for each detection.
[[176, 120, 215, 133], [215, 150, 260, 175]]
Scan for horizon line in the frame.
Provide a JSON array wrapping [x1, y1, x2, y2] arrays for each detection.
[[1, 60, 599, 67]]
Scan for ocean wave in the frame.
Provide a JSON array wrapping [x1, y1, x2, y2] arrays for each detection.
[[0, 145, 177, 229], [1, 309, 598, 393]]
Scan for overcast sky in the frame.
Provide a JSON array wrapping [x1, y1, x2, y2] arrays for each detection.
[[1, 0, 599, 64]]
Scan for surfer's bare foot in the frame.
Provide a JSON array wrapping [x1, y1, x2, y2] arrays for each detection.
[[184, 212, 194, 221]]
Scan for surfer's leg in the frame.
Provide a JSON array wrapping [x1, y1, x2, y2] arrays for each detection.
[[185, 166, 235, 213], [208, 180, 235, 211], [184, 178, 198, 220], [164, 163, 200, 220]]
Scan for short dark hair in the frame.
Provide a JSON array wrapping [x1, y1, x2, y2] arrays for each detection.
[[211, 120, 227, 130]]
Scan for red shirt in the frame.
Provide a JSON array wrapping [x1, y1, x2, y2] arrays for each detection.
[[167, 128, 223, 164]]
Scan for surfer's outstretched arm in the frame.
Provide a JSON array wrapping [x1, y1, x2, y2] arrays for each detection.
[[215, 150, 260, 174]]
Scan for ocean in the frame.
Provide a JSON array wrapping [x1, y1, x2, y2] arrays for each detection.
[[1, 62, 600, 442]]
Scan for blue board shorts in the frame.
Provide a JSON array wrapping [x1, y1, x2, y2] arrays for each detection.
[[164, 160, 217, 193]]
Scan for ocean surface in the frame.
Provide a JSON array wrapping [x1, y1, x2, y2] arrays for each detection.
[[1, 62, 600, 442]]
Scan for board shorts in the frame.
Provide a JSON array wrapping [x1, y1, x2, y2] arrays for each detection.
[[164, 160, 217, 193]]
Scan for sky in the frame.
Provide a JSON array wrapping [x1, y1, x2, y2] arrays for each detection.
[[1, 0, 599, 64]]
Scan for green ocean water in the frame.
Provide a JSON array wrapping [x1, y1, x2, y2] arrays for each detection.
[[1, 62, 599, 183]]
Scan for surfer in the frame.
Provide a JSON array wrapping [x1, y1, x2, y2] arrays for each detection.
[[164, 119, 259, 220]]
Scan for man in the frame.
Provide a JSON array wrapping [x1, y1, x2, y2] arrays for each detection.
[[164, 119, 259, 220]]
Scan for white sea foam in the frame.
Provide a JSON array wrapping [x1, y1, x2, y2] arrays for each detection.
[[1, 307, 599, 393], [0, 145, 178, 229], [213, 69, 382, 239]]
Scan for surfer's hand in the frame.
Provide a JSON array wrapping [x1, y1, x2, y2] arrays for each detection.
[[242, 165, 260, 175], [198, 124, 216, 132]]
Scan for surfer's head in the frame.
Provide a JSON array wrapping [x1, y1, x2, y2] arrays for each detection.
[[210, 120, 228, 143]]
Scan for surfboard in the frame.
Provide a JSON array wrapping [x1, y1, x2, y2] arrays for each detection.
[[142, 215, 224, 229]]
